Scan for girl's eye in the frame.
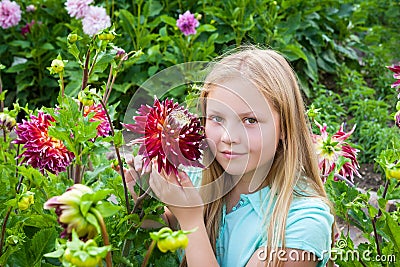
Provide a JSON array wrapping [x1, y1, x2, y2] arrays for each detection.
[[208, 115, 223, 123], [244, 117, 258, 125]]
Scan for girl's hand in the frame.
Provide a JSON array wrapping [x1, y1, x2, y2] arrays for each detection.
[[149, 164, 204, 228], [112, 155, 151, 201]]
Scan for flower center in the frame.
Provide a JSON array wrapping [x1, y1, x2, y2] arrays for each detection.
[[169, 110, 191, 128]]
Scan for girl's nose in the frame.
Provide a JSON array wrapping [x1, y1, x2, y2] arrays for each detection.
[[221, 124, 240, 144]]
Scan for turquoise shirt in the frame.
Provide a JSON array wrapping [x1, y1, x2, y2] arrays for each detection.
[[185, 169, 334, 267], [216, 186, 333, 267]]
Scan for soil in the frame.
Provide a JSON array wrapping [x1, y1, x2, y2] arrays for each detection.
[[353, 163, 384, 191]]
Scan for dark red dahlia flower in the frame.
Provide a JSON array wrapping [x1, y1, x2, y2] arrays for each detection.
[[123, 98, 205, 176], [13, 112, 74, 174], [83, 104, 111, 137]]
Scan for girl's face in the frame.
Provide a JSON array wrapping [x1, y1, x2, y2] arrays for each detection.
[[205, 77, 281, 184]]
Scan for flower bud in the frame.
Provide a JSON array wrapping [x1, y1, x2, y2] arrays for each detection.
[[306, 104, 320, 120], [196, 13, 202, 21], [51, 59, 64, 73], [0, 113, 16, 132], [68, 33, 78, 43], [18, 191, 35, 211], [78, 91, 94, 106], [98, 33, 115, 41]]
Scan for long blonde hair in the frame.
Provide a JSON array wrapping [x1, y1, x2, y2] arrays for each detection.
[[198, 46, 333, 266]]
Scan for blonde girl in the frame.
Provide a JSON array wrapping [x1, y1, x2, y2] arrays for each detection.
[[135, 47, 334, 266]]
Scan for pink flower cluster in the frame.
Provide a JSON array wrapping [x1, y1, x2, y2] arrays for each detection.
[[0, 0, 21, 29], [65, 0, 92, 19], [312, 122, 360, 183], [65, 0, 111, 36], [176, 10, 199, 36]]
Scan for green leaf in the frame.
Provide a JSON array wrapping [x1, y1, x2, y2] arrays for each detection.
[[160, 15, 176, 27], [383, 213, 400, 252], [29, 228, 58, 265], [143, 0, 163, 17], [8, 40, 31, 48], [95, 201, 121, 218], [44, 248, 64, 258], [282, 44, 307, 62], [86, 213, 101, 234], [197, 24, 217, 33], [80, 200, 93, 216]]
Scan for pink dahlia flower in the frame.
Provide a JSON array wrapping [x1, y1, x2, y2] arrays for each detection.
[[387, 63, 400, 89], [81, 6, 111, 36], [123, 98, 205, 176], [83, 104, 111, 138], [0, 0, 21, 29], [13, 112, 74, 174], [176, 10, 199, 36], [44, 184, 98, 239], [65, 0, 93, 19], [312, 122, 361, 183], [21, 20, 35, 37]]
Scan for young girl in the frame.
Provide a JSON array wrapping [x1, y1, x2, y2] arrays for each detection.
[[128, 47, 334, 266]]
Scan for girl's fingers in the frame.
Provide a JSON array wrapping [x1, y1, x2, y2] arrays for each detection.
[[134, 155, 143, 173]]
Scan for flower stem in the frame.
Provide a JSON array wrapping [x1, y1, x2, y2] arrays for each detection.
[[102, 65, 113, 103], [0, 73, 3, 112], [81, 49, 91, 91], [90, 207, 112, 267], [132, 187, 151, 216], [141, 240, 156, 267], [0, 146, 21, 257], [59, 72, 65, 97], [0, 207, 11, 257], [99, 99, 131, 214], [333, 173, 356, 187], [371, 178, 390, 259]]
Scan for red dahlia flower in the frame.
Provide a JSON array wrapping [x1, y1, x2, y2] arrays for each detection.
[[387, 63, 400, 89], [312, 122, 361, 183], [123, 98, 205, 176], [13, 112, 74, 174], [83, 104, 111, 138]]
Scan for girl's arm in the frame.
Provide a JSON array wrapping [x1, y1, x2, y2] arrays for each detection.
[[149, 167, 220, 267]]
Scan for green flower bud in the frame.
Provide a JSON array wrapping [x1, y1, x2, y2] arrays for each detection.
[[306, 104, 320, 120], [98, 33, 115, 41], [68, 33, 78, 43], [78, 91, 94, 106], [18, 191, 35, 211], [51, 59, 64, 73]]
